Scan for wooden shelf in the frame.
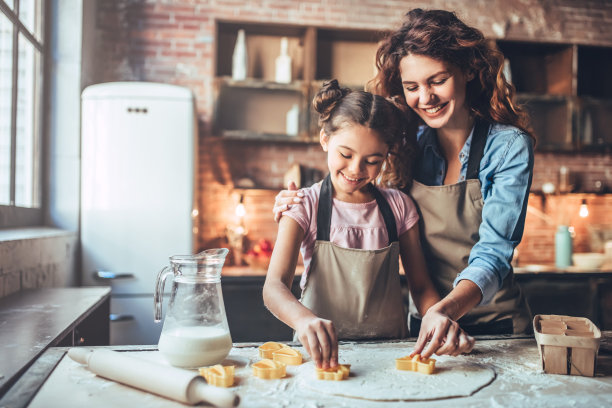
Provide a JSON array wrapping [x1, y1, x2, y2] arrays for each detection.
[[215, 76, 308, 91], [220, 129, 316, 143], [214, 21, 612, 152]]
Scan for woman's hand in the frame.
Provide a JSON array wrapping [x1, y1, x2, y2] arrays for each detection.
[[295, 315, 338, 369], [411, 309, 475, 359], [273, 181, 304, 222]]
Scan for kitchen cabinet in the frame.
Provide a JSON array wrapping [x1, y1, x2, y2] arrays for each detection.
[[498, 41, 612, 151], [221, 275, 301, 342], [515, 269, 612, 330]]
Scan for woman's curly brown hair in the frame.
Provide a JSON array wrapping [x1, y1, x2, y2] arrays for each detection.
[[368, 8, 534, 139], [313, 79, 418, 189]]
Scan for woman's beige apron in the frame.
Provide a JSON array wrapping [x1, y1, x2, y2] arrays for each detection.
[[299, 175, 408, 340], [409, 119, 531, 335]]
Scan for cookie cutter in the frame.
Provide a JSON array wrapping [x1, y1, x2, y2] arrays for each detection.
[[395, 354, 436, 374], [258, 342, 287, 359], [315, 364, 350, 381], [272, 346, 303, 365], [198, 364, 235, 387], [252, 358, 287, 379]]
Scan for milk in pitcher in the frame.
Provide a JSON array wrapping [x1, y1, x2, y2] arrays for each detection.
[[158, 326, 232, 368]]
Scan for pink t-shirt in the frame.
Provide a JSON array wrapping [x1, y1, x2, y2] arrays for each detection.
[[283, 182, 419, 289]]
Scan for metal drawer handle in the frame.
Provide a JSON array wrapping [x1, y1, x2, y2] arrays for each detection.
[[109, 314, 135, 322], [95, 270, 135, 280]]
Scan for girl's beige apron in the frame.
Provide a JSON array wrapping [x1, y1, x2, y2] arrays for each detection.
[[409, 119, 530, 335], [299, 176, 408, 340]]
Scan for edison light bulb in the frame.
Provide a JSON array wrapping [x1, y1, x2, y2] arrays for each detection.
[[235, 202, 246, 218], [579, 199, 589, 218]]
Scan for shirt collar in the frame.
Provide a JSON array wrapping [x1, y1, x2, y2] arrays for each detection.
[[458, 125, 475, 165], [417, 126, 442, 160], [418, 124, 476, 164]]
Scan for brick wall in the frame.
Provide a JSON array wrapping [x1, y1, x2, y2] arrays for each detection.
[[0, 229, 78, 298], [89, 0, 612, 265]]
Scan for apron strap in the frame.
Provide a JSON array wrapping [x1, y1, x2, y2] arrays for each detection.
[[367, 183, 398, 243], [466, 118, 491, 180], [316, 175, 334, 241], [316, 175, 398, 244]]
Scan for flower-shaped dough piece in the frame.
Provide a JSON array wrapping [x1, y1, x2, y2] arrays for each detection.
[[258, 341, 287, 359], [272, 346, 303, 365], [252, 358, 287, 379], [315, 364, 351, 381], [198, 364, 235, 387], [395, 354, 436, 374]]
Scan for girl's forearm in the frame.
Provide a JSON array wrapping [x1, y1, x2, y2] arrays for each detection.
[[263, 279, 316, 330]]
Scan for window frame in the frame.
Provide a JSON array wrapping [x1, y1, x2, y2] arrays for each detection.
[[0, 0, 45, 228]]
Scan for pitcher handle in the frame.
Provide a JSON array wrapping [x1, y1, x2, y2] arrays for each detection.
[[154, 266, 173, 322]]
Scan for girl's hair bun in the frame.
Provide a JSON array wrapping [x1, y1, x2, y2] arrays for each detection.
[[313, 79, 351, 123]]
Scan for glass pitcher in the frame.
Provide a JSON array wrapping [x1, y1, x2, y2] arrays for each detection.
[[154, 248, 232, 368]]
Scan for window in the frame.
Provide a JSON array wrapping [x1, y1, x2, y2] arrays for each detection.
[[0, 0, 44, 227]]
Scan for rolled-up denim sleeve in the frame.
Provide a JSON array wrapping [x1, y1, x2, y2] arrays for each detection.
[[454, 129, 534, 305]]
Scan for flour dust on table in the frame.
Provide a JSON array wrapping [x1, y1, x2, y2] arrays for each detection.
[[294, 343, 496, 401]]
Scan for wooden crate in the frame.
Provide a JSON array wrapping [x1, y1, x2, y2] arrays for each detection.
[[533, 315, 601, 376]]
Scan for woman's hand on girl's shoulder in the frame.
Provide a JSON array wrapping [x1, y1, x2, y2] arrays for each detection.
[[273, 181, 305, 222], [295, 315, 338, 369]]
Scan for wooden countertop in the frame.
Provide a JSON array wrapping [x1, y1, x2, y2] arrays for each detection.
[[2, 333, 611, 407], [0, 287, 111, 396]]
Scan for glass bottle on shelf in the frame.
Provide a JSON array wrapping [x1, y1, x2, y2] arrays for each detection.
[[555, 225, 572, 269], [232, 29, 247, 81], [275, 37, 292, 84], [286, 104, 299, 136]]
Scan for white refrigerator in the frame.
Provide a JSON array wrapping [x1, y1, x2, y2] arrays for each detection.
[[81, 82, 196, 345]]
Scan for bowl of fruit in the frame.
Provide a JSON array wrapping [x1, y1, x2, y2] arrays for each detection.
[[244, 238, 274, 271]]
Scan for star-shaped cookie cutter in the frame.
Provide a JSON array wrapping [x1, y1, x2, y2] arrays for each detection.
[[315, 364, 351, 381], [395, 354, 436, 374]]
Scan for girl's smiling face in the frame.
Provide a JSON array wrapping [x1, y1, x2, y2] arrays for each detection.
[[399, 54, 473, 130], [320, 125, 388, 202]]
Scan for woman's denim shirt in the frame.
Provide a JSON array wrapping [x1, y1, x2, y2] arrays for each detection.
[[413, 123, 534, 305]]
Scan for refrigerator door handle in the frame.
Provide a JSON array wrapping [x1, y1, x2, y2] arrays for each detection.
[[94, 270, 135, 280], [109, 314, 135, 322]]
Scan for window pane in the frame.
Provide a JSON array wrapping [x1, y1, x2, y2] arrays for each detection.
[[0, 12, 12, 205], [15, 33, 41, 208], [18, 0, 42, 42], [4, 1, 15, 10]]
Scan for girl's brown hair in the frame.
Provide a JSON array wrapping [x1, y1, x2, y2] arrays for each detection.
[[369, 8, 533, 139], [313, 79, 417, 189]]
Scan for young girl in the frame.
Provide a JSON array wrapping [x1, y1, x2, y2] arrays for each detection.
[[274, 9, 533, 360], [263, 80, 451, 370]]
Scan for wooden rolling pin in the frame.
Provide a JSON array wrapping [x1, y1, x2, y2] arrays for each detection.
[[67, 348, 239, 407]]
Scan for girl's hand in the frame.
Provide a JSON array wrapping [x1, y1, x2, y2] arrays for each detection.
[[273, 181, 304, 223], [411, 309, 475, 359], [295, 315, 338, 369]]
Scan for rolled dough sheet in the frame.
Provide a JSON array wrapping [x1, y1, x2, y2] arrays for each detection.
[[295, 344, 496, 401]]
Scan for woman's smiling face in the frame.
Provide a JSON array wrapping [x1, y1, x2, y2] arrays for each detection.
[[399, 54, 472, 130]]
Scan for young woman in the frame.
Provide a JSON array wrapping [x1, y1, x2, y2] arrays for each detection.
[[274, 9, 534, 359], [263, 80, 451, 370]]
